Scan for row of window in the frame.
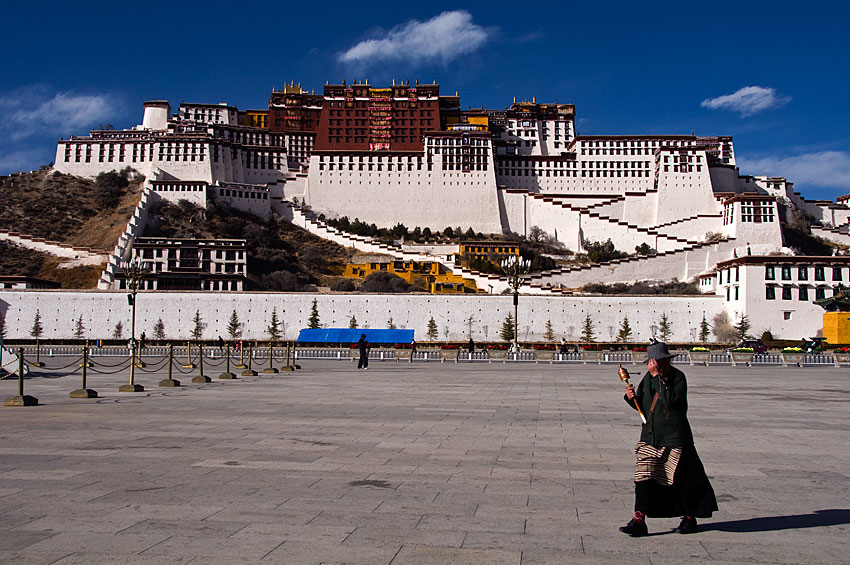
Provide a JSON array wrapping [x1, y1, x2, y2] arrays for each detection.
[[766, 285, 835, 301], [765, 265, 843, 281]]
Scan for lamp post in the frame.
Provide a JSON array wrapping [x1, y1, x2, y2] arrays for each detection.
[[119, 256, 150, 392], [501, 255, 531, 353]]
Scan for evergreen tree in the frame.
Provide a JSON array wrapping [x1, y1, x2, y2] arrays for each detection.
[[153, 318, 166, 340], [544, 319, 555, 342], [73, 315, 85, 339], [659, 312, 672, 343], [580, 314, 595, 343], [267, 307, 282, 340], [387, 317, 397, 330], [348, 315, 358, 329], [190, 309, 206, 340], [616, 316, 633, 343], [30, 310, 43, 339], [227, 309, 243, 339], [308, 299, 321, 329], [500, 313, 515, 342], [426, 316, 439, 340], [699, 314, 711, 343], [733, 314, 751, 342], [113, 321, 124, 339]]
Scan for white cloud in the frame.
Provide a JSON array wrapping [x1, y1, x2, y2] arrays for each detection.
[[738, 151, 850, 190], [0, 88, 119, 140], [700, 86, 790, 117], [338, 10, 490, 67]]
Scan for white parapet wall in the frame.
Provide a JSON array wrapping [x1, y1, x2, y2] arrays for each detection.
[[0, 290, 730, 343]]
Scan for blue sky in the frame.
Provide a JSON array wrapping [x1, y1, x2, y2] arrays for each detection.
[[1, 1, 848, 200]]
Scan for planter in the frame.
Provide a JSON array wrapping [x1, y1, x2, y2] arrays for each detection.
[[729, 352, 754, 366], [833, 352, 850, 367], [688, 351, 710, 366], [535, 351, 555, 363], [781, 352, 805, 367], [582, 351, 603, 364]]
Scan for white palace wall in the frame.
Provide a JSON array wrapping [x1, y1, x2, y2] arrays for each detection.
[[305, 156, 503, 234], [0, 291, 727, 343]]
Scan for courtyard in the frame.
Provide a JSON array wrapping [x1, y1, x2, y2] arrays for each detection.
[[0, 358, 848, 563]]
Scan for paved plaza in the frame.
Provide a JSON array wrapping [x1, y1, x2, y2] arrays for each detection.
[[1, 356, 848, 564]]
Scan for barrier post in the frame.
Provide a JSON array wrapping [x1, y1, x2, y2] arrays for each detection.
[[4, 348, 38, 406], [280, 342, 295, 372], [192, 344, 211, 383], [235, 341, 247, 369], [182, 341, 196, 368], [119, 339, 144, 392], [219, 343, 236, 379], [241, 343, 257, 376], [160, 344, 181, 387], [70, 343, 97, 398], [33, 339, 45, 367], [134, 341, 146, 368], [263, 342, 279, 373]]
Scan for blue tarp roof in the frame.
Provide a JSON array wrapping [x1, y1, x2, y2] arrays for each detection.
[[296, 328, 414, 344]]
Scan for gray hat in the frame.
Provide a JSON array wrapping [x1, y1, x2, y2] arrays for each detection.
[[647, 340, 674, 361]]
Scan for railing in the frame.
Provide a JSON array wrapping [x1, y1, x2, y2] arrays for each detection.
[[10, 345, 840, 367]]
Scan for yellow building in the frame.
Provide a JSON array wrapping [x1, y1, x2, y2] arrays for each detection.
[[343, 260, 481, 293], [458, 241, 520, 262], [240, 110, 268, 129]]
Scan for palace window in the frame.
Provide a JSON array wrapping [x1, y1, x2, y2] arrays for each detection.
[[815, 266, 825, 281], [782, 286, 792, 300], [833, 267, 843, 281], [799, 286, 809, 301], [798, 267, 808, 280], [765, 286, 775, 300], [781, 266, 791, 280]]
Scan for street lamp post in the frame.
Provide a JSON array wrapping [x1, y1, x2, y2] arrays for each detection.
[[501, 255, 531, 353], [120, 257, 150, 392]]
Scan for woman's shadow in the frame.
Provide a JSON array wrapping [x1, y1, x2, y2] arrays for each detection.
[[700, 509, 850, 533]]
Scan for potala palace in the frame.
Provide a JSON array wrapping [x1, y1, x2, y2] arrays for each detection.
[[3, 80, 850, 342]]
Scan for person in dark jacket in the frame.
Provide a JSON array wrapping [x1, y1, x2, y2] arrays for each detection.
[[467, 337, 475, 354], [357, 334, 369, 369], [620, 340, 717, 537]]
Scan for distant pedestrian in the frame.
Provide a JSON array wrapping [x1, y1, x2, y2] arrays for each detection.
[[559, 338, 568, 355], [139, 332, 146, 349], [358, 334, 369, 369], [218, 336, 225, 351], [410, 339, 417, 353], [467, 337, 475, 354]]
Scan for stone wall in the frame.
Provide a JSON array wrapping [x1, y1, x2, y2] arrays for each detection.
[[0, 290, 727, 343]]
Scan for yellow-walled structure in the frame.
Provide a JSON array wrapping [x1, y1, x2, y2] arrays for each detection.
[[822, 311, 850, 344], [343, 260, 481, 293]]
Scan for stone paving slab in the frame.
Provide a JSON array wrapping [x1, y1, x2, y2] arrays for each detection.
[[1, 359, 849, 563]]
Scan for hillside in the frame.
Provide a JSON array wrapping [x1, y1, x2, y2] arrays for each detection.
[[0, 167, 144, 251], [0, 240, 103, 288], [144, 200, 356, 291]]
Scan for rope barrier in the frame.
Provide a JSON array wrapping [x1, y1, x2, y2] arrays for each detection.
[[88, 359, 133, 375], [40, 357, 86, 371], [137, 357, 170, 372], [171, 359, 197, 374]]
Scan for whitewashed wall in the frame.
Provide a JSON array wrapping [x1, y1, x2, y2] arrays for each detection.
[[0, 290, 728, 343], [304, 156, 503, 234]]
